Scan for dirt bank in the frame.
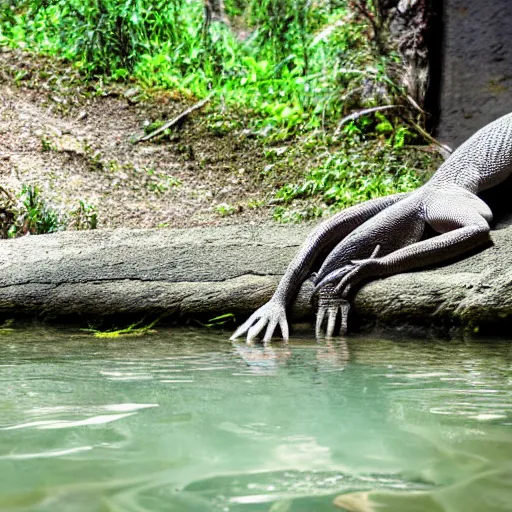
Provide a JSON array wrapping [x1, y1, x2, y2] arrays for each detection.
[[0, 48, 313, 229]]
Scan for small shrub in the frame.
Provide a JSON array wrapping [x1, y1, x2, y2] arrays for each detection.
[[0, 185, 98, 238], [274, 131, 440, 221], [9, 184, 63, 236], [69, 200, 98, 230], [215, 203, 236, 216]]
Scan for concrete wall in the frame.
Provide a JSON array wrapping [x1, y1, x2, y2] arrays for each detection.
[[437, 0, 512, 148]]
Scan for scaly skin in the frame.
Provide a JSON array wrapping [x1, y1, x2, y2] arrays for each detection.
[[232, 112, 512, 342], [230, 193, 410, 343]]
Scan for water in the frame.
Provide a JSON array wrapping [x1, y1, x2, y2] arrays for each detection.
[[0, 328, 511, 512]]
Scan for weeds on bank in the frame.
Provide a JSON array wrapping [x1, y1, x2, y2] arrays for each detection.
[[0, 0, 410, 135], [0, 184, 97, 237], [195, 313, 237, 328], [215, 203, 236, 217], [69, 200, 98, 230], [272, 112, 442, 221]]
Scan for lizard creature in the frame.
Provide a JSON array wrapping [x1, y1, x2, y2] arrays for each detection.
[[231, 112, 512, 343]]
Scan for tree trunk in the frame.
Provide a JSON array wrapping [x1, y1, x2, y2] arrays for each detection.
[[353, 0, 440, 111]]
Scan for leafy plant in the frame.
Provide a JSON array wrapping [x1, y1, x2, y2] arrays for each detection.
[[9, 184, 62, 236], [274, 134, 440, 221], [0, 0, 415, 138], [69, 200, 98, 230], [145, 169, 181, 194], [0, 0, 439, 221], [215, 203, 236, 216], [196, 313, 237, 328], [0, 185, 99, 238]]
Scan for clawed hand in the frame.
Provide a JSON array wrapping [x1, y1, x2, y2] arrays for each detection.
[[313, 245, 382, 337], [229, 299, 289, 344], [231, 246, 382, 343], [315, 291, 351, 338]]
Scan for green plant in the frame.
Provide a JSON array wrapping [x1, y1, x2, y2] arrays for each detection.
[[69, 200, 98, 230], [0, 184, 99, 238], [274, 135, 440, 221], [0, 0, 440, 221], [40, 136, 55, 152], [82, 317, 162, 338], [196, 313, 236, 328], [145, 169, 181, 194], [0, 0, 417, 139], [215, 203, 236, 216], [9, 184, 62, 236]]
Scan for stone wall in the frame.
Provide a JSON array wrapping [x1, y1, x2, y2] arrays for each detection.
[[437, 0, 512, 147]]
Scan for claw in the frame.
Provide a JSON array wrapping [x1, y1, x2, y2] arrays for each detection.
[[326, 306, 337, 337], [230, 311, 261, 341], [247, 316, 267, 343], [316, 306, 326, 338], [279, 317, 289, 342], [263, 317, 278, 344], [313, 264, 355, 294], [339, 300, 350, 335]]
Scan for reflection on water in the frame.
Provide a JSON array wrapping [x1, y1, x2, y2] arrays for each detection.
[[0, 328, 511, 511]]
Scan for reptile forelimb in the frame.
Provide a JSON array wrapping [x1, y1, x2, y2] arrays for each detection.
[[232, 112, 512, 342]]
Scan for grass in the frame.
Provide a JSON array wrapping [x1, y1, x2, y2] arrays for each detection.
[[273, 117, 441, 221], [0, 1, 406, 133], [0, 0, 441, 221]]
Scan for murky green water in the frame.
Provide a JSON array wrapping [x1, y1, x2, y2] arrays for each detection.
[[0, 328, 511, 511]]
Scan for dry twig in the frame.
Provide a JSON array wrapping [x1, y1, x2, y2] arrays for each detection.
[[0, 185, 15, 204], [334, 105, 400, 135], [136, 96, 211, 143]]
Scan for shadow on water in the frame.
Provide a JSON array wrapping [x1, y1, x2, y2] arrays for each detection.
[[0, 327, 511, 511]]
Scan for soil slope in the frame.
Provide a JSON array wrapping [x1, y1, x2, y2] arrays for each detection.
[[0, 48, 310, 229]]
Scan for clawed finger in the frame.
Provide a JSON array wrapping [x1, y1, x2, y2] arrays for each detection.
[[230, 311, 261, 341], [279, 317, 289, 342], [316, 307, 326, 338], [325, 307, 337, 337], [334, 267, 359, 295], [247, 316, 268, 343], [339, 301, 350, 335], [314, 265, 354, 293], [263, 318, 278, 344]]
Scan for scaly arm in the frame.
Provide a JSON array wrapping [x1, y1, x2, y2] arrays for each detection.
[[319, 219, 491, 300], [231, 192, 410, 343], [313, 187, 494, 336]]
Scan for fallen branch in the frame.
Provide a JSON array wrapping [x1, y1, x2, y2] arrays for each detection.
[[0, 185, 15, 203], [135, 96, 211, 143], [334, 105, 400, 135], [411, 121, 453, 159]]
